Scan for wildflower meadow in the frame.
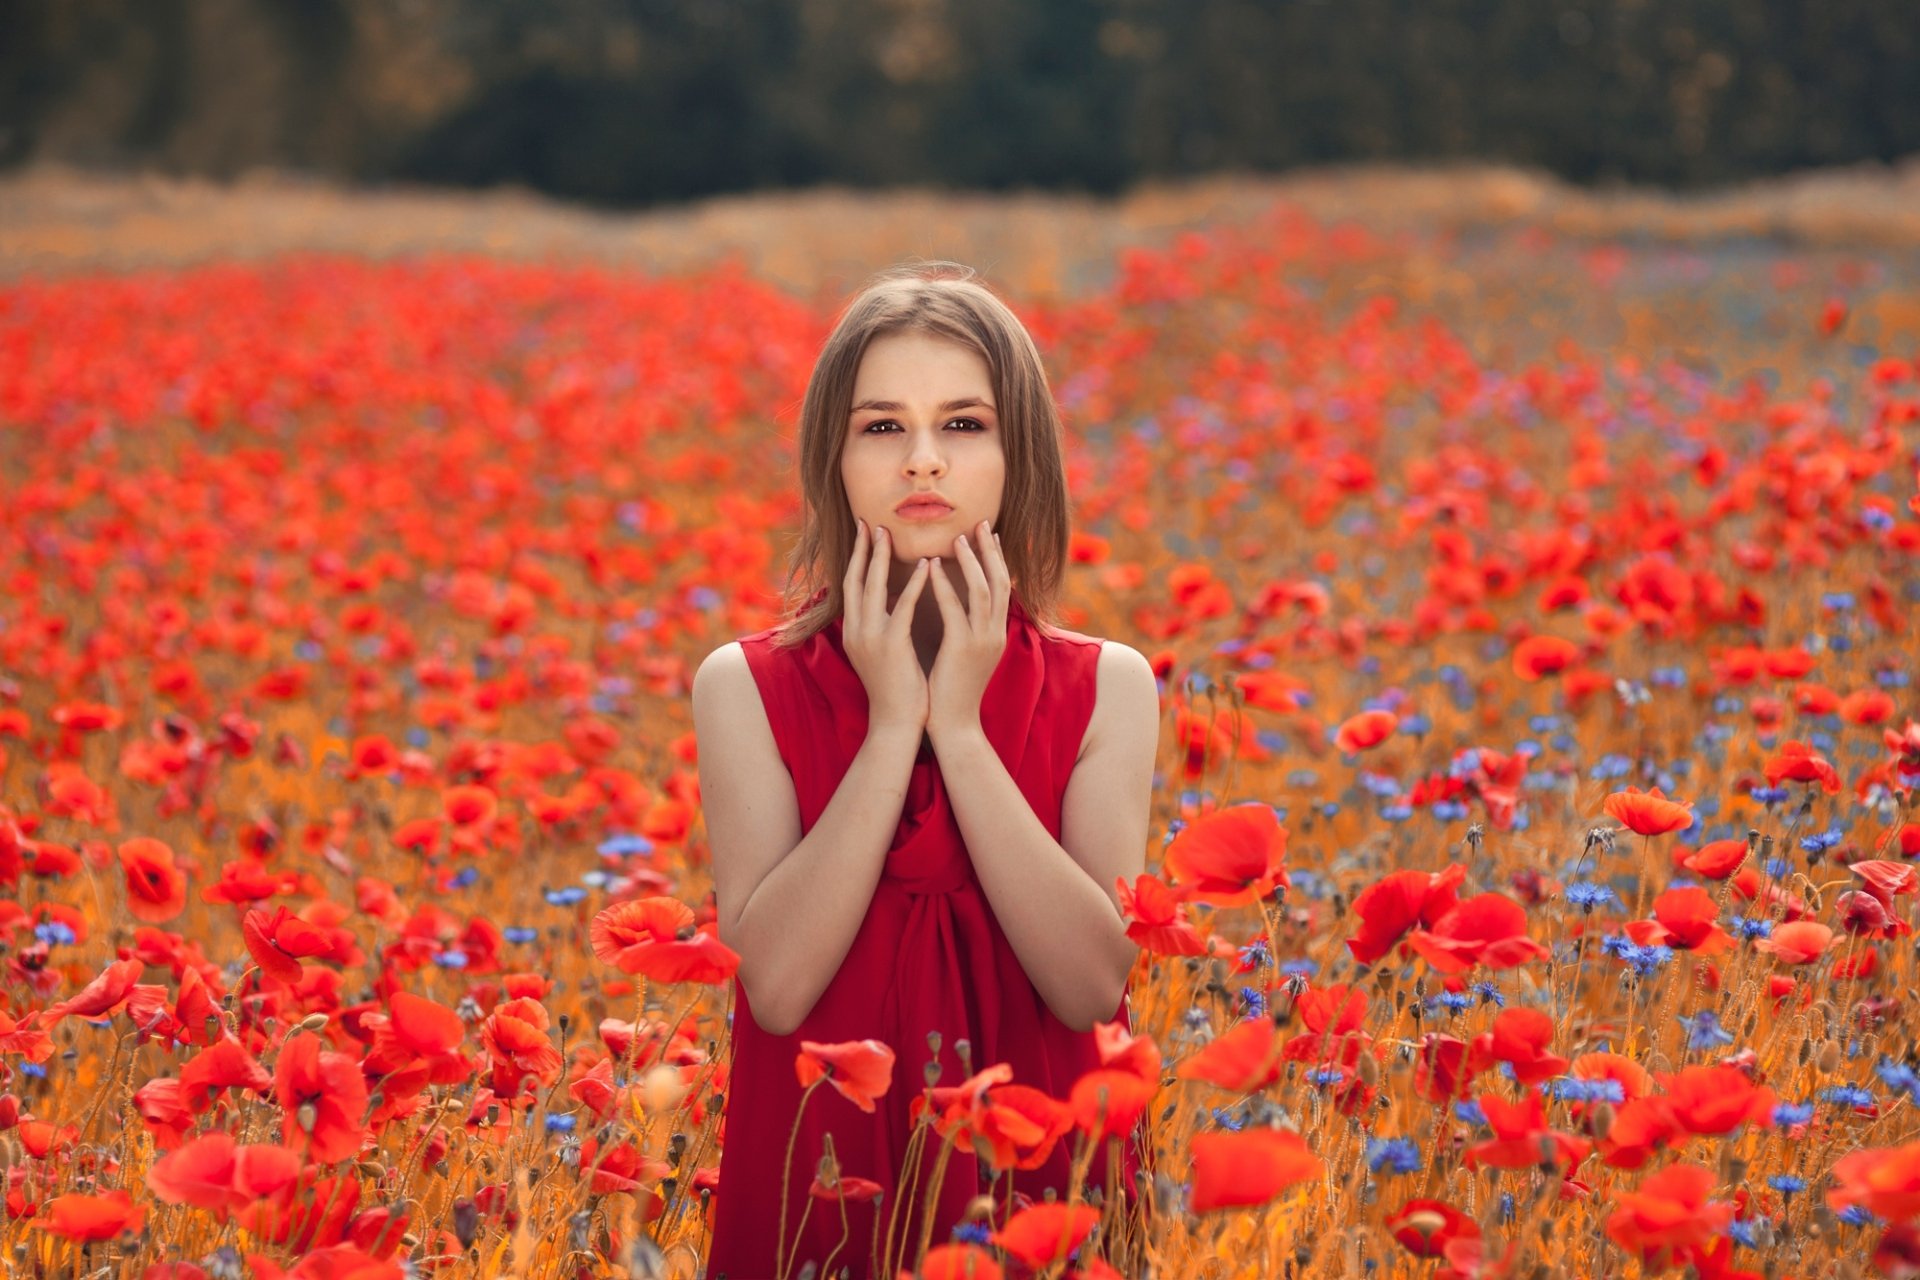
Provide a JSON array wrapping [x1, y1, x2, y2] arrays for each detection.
[[2, 202, 1919, 1279]]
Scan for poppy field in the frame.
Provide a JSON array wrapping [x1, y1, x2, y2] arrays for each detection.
[[2, 201, 1920, 1280]]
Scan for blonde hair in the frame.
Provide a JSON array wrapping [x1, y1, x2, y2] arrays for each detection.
[[772, 262, 1070, 648]]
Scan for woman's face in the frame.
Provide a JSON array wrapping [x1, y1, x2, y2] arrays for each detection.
[[840, 330, 1006, 572]]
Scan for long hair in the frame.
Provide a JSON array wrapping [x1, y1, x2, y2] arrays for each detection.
[[772, 262, 1070, 648]]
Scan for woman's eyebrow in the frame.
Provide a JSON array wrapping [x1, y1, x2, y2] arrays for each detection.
[[849, 397, 997, 414]]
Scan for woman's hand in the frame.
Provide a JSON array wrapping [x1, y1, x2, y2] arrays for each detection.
[[926, 519, 1011, 740], [842, 518, 932, 735]]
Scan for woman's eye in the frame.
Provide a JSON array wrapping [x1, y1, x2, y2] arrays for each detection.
[[861, 418, 987, 434]]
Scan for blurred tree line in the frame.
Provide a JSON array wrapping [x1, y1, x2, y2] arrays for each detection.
[[3, 0, 1915, 203]]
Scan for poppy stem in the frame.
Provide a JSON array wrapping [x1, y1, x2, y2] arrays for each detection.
[[774, 1075, 825, 1280], [911, 1137, 957, 1263]]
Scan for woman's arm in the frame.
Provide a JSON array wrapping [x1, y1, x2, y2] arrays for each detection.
[[692, 643, 920, 1037], [931, 640, 1159, 1032]]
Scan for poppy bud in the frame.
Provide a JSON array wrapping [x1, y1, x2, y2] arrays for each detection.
[[298, 1013, 329, 1032], [297, 1101, 318, 1132]]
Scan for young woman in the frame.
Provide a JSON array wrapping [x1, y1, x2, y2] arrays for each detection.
[[691, 262, 1160, 1278]]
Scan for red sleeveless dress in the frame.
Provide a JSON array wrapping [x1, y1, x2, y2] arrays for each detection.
[[704, 596, 1139, 1279]]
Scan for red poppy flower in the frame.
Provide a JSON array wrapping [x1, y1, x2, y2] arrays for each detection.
[[990, 1203, 1100, 1268], [180, 1036, 274, 1110], [440, 784, 498, 828], [589, 897, 740, 984], [1333, 709, 1397, 754], [1092, 1020, 1162, 1084], [275, 1032, 371, 1164], [915, 1244, 1004, 1280], [1188, 1126, 1324, 1212], [1850, 859, 1919, 908], [1463, 1091, 1590, 1171], [1161, 803, 1290, 907], [243, 906, 335, 984], [1752, 920, 1834, 964], [1066, 1067, 1155, 1142], [1387, 1198, 1481, 1258], [1597, 1096, 1682, 1169], [1512, 634, 1582, 680], [795, 1039, 895, 1113], [1602, 786, 1694, 836], [33, 1189, 146, 1241], [1115, 872, 1209, 955], [1405, 893, 1548, 974], [388, 990, 466, 1057], [0, 1008, 53, 1062], [1346, 864, 1466, 965], [1828, 1139, 1920, 1221], [1604, 1163, 1735, 1269], [1468, 1007, 1568, 1085], [480, 998, 564, 1100], [1624, 886, 1733, 954], [1681, 838, 1749, 879], [1763, 740, 1841, 793], [119, 836, 188, 923], [808, 1173, 884, 1203], [1281, 983, 1371, 1069], [1175, 1016, 1285, 1092], [1656, 1065, 1775, 1136], [990, 1084, 1075, 1170], [45, 955, 145, 1023]]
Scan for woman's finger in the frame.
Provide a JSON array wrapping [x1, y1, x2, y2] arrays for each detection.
[[843, 518, 866, 632], [865, 523, 892, 629], [890, 556, 930, 638], [955, 532, 991, 633], [927, 555, 963, 630]]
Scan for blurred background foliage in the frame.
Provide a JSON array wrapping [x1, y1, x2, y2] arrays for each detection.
[[3, 0, 1917, 206]]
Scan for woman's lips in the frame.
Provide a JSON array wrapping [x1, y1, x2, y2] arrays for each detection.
[[893, 502, 954, 522]]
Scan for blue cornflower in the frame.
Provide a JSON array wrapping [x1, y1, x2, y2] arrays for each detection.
[[1279, 958, 1319, 978], [20, 1062, 46, 1078], [1358, 771, 1402, 797], [33, 922, 77, 947], [1679, 1010, 1735, 1051], [1650, 666, 1687, 688], [1453, 1100, 1487, 1126], [1380, 804, 1414, 823], [1449, 749, 1484, 780], [1210, 1107, 1248, 1132], [1599, 936, 1674, 976], [1821, 592, 1857, 612], [1771, 1102, 1814, 1126], [1432, 799, 1471, 822], [597, 834, 654, 858], [1729, 916, 1773, 940], [545, 1114, 577, 1134], [543, 886, 589, 906], [1863, 508, 1895, 532], [1364, 1138, 1422, 1174], [1426, 991, 1474, 1014], [1236, 988, 1268, 1018], [1876, 669, 1911, 689], [1400, 712, 1432, 736], [1728, 1219, 1759, 1248], [1307, 1068, 1345, 1087], [1469, 981, 1505, 1008], [1565, 882, 1620, 913], [1589, 754, 1633, 781], [1820, 1084, 1875, 1109], [1764, 857, 1792, 878], [1542, 1077, 1625, 1104], [1799, 828, 1844, 855], [1238, 938, 1273, 970], [450, 866, 480, 889], [1767, 1174, 1806, 1197], [1498, 1192, 1516, 1224], [1749, 785, 1790, 805], [503, 927, 539, 944], [951, 1222, 994, 1245], [1838, 1206, 1882, 1227], [1874, 1059, 1920, 1103], [433, 949, 470, 970]]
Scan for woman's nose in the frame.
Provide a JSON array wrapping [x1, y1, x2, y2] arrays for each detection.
[[905, 434, 946, 476]]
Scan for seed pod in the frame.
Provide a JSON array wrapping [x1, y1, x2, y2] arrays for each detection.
[[1816, 1039, 1842, 1074]]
